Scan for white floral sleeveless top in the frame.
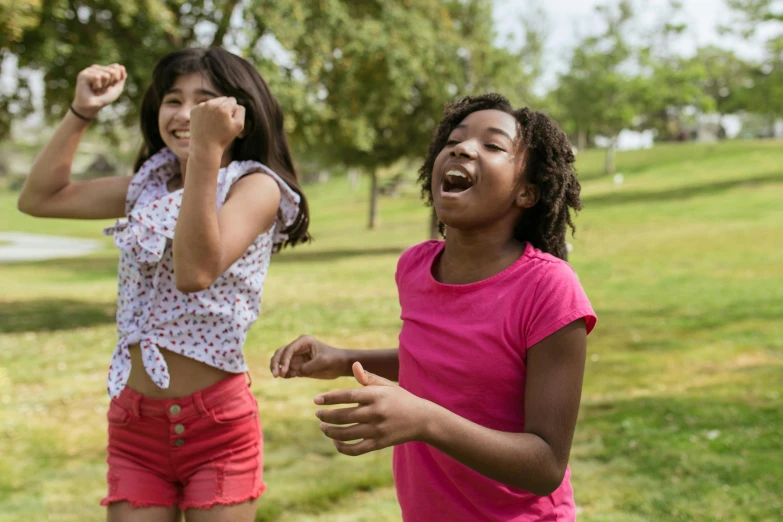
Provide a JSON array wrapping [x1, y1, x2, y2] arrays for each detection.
[[102, 147, 300, 398]]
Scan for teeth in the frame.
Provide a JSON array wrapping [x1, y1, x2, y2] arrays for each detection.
[[446, 170, 467, 179], [173, 130, 190, 139]]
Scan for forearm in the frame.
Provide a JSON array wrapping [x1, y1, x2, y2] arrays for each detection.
[[340, 348, 399, 381], [173, 148, 223, 292], [421, 402, 564, 495], [18, 111, 91, 211]]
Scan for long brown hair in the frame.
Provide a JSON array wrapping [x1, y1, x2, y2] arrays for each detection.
[[135, 47, 310, 248]]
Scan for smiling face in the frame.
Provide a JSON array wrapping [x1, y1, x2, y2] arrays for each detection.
[[158, 73, 223, 163], [431, 109, 537, 235]]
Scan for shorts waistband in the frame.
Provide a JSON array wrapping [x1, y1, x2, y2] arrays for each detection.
[[115, 373, 251, 419]]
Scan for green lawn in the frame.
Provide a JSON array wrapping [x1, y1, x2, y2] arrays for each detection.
[[1, 140, 782, 522]]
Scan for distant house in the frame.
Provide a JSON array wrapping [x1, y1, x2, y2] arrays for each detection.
[[594, 129, 655, 151]]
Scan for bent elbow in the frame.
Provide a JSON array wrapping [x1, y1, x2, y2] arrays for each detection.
[[526, 466, 567, 497], [17, 194, 39, 216], [175, 273, 216, 294]]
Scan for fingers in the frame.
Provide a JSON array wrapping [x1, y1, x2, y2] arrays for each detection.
[[315, 388, 373, 406], [315, 405, 372, 425], [319, 422, 377, 443], [332, 439, 379, 457], [84, 64, 126, 93], [352, 361, 395, 387], [233, 104, 246, 130], [270, 335, 312, 377]]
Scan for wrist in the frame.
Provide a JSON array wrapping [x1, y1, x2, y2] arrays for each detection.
[[70, 102, 100, 120], [336, 348, 354, 377], [417, 399, 444, 445], [188, 142, 225, 167]]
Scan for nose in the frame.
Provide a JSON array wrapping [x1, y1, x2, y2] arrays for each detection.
[[450, 140, 477, 159], [174, 102, 194, 122]]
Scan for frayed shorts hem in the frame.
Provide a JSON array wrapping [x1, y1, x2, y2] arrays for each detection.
[[100, 485, 266, 511]]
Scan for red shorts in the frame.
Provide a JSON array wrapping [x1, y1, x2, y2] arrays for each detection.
[[101, 373, 265, 510]]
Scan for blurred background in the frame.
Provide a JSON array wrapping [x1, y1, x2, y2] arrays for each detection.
[[0, 1, 781, 521]]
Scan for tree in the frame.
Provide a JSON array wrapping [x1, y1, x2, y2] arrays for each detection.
[[634, 2, 715, 141], [694, 46, 753, 118], [726, 0, 783, 135], [553, 1, 646, 174], [0, 0, 242, 138], [2, 0, 534, 231], [247, 0, 530, 229], [726, 0, 783, 31]]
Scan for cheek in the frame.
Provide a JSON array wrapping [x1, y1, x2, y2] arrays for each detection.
[[158, 110, 169, 136], [431, 149, 449, 187]]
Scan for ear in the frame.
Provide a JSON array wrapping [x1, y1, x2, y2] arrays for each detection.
[[516, 184, 540, 209]]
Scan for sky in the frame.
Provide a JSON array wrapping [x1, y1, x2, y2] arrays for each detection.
[[491, 0, 772, 91]]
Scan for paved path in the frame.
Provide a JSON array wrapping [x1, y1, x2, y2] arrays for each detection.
[[0, 232, 103, 263]]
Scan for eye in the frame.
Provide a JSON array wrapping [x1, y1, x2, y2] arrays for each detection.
[[445, 139, 459, 146], [485, 143, 505, 152], [163, 98, 181, 105]]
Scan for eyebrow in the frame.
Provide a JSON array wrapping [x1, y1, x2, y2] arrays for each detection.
[[454, 124, 515, 142], [164, 88, 221, 97]]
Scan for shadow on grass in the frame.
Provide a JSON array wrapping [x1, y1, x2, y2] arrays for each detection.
[[0, 299, 116, 333], [274, 246, 405, 264], [583, 172, 783, 208]]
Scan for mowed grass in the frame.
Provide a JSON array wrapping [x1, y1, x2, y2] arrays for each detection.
[[1, 139, 782, 522]]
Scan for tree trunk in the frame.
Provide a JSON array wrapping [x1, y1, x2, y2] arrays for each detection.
[[429, 207, 440, 239], [210, 0, 241, 47], [577, 128, 587, 151], [604, 136, 617, 175], [368, 169, 380, 229]]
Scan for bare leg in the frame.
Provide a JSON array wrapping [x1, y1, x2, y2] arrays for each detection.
[[185, 499, 258, 522], [107, 502, 181, 522]]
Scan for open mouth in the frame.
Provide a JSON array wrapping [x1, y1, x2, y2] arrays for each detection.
[[172, 130, 190, 140], [442, 169, 475, 194]]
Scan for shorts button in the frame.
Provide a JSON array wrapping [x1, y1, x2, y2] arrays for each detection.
[[174, 424, 185, 434], [174, 439, 185, 447], [169, 404, 181, 415]]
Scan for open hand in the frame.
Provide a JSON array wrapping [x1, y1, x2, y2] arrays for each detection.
[[72, 64, 127, 118], [314, 362, 431, 456], [270, 335, 348, 379], [189, 96, 245, 154]]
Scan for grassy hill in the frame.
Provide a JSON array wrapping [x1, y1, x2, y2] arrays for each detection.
[[1, 140, 781, 521]]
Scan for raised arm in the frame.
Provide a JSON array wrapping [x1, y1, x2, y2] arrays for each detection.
[[172, 96, 281, 293], [315, 319, 587, 496], [17, 64, 132, 219]]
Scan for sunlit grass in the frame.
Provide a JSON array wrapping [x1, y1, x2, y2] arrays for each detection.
[[1, 140, 782, 521]]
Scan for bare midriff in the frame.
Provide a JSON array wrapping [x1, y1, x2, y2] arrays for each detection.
[[126, 343, 234, 398]]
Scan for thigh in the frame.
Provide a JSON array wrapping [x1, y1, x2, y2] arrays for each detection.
[[184, 500, 257, 522], [107, 502, 181, 522]]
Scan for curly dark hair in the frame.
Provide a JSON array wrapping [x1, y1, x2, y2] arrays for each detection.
[[418, 93, 582, 260]]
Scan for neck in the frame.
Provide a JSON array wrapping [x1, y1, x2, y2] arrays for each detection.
[[436, 225, 525, 285]]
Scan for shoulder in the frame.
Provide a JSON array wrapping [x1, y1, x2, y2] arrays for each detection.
[[395, 240, 441, 285], [398, 240, 442, 271], [520, 243, 579, 286], [519, 244, 596, 343]]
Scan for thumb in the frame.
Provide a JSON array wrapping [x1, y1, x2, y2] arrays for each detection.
[[352, 361, 394, 387]]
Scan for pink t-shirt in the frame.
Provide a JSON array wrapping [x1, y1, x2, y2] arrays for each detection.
[[393, 240, 596, 522]]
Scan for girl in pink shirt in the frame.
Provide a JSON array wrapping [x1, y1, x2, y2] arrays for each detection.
[[18, 48, 310, 521], [271, 94, 596, 521]]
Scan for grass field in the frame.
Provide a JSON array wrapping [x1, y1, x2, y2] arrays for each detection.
[[1, 140, 782, 521]]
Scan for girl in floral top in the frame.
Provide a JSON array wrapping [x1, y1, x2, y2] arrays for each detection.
[[18, 47, 310, 521]]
